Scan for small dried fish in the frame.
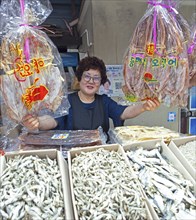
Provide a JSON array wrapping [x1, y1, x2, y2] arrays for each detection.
[[71, 148, 147, 220], [0, 155, 65, 220], [178, 140, 196, 169], [126, 146, 196, 220]]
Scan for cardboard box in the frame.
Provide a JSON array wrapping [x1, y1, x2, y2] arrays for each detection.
[[68, 144, 153, 220], [123, 140, 196, 219], [168, 135, 196, 179], [0, 149, 74, 220]]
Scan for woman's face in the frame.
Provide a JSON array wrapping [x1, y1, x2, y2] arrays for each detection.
[[79, 69, 101, 96]]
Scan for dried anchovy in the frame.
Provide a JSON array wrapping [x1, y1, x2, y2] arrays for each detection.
[[178, 140, 196, 169], [0, 155, 64, 220], [126, 146, 196, 220], [72, 148, 147, 220]]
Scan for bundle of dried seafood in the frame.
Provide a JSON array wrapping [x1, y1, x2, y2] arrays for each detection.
[[188, 13, 196, 81], [19, 128, 105, 148], [0, 0, 69, 130], [71, 148, 147, 220], [126, 146, 196, 220], [122, 0, 190, 107], [109, 125, 180, 145], [0, 155, 64, 219]]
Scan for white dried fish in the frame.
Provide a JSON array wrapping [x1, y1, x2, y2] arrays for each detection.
[[126, 147, 196, 220], [71, 148, 147, 220], [178, 140, 196, 169], [0, 155, 65, 219]]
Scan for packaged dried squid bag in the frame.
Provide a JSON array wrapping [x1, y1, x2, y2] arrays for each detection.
[[0, 0, 70, 131], [188, 13, 196, 82], [122, 0, 190, 107]]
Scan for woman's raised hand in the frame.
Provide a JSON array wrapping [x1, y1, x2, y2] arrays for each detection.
[[22, 114, 39, 131], [142, 98, 160, 111]]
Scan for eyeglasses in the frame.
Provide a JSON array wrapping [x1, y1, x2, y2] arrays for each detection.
[[82, 73, 101, 84]]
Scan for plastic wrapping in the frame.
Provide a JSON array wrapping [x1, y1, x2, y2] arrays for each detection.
[[122, 0, 190, 107], [188, 13, 196, 80], [0, 0, 53, 36], [0, 127, 7, 150], [19, 127, 107, 157], [0, 126, 20, 152], [0, 0, 70, 132], [108, 125, 180, 145]]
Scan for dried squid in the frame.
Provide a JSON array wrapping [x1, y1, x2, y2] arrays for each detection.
[[123, 0, 190, 107]]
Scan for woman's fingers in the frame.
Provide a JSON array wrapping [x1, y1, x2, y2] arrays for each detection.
[[29, 118, 39, 129], [22, 114, 33, 122], [22, 115, 39, 130], [143, 98, 160, 111]]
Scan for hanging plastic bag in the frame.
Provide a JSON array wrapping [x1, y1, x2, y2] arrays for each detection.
[[0, 0, 70, 131], [122, 0, 190, 107], [188, 13, 196, 84]]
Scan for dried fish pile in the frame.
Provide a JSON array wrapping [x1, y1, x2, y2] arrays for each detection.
[[71, 148, 147, 220], [109, 125, 180, 145], [0, 155, 64, 220], [178, 140, 196, 169], [126, 146, 196, 220]]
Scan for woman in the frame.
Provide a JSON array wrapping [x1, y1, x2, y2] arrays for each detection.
[[23, 56, 160, 133]]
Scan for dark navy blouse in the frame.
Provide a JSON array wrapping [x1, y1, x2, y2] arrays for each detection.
[[55, 93, 127, 133]]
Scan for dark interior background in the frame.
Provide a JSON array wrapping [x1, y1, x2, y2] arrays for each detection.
[[0, 0, 83, 52], [43, 0, 83, 52]]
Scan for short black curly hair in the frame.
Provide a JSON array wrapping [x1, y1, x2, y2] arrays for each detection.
[[75, 56, 107, 85]]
